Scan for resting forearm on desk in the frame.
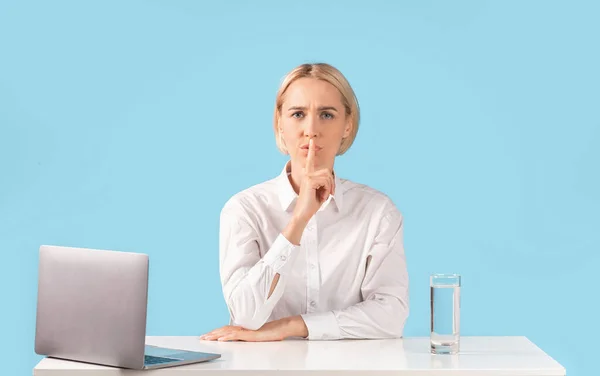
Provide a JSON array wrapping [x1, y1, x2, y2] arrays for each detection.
[[222, 208, 408, 340], [300, 294, 408, 340], [274, 315, 309, 339], [301, 210, 409, 340], [271, 293, 408, 341]]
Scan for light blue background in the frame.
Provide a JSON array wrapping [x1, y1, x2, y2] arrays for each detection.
[[1, 0, 598, 375]]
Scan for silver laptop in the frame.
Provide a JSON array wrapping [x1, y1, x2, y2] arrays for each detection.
[[34, 245, 221, 369]]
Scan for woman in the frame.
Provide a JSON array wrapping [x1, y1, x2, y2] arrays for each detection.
[[200, 63, 409, 342]]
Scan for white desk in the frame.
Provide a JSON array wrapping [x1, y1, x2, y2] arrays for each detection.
[[34, 336, 565, 375]]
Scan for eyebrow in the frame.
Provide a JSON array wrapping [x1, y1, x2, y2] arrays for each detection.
[[287, 106, 339, 112]]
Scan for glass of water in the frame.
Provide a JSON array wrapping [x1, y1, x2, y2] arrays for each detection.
[[430, 273, 461, 354]]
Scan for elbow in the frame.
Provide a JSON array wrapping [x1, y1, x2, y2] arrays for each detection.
[[389, 300, 409, 338], [378, 295, 409, 339], [385, 315, 407, 338], [227, 297, 270, 330], [224, 274, 285, 331]]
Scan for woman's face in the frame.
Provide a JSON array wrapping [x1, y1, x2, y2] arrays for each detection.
[[279, 78, 351, 171]]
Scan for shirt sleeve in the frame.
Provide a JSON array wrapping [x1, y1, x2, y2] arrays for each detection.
[[219, 200, 301, 330], [301, 207, 409, 340]]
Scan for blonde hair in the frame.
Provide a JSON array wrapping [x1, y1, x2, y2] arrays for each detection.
[[273, 63, 360, 155]]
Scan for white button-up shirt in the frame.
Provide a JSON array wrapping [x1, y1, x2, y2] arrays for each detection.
[[218, 162, 409, 340]]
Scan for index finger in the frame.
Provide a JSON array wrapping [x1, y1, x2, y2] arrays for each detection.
[[306, 138, 315, 173]]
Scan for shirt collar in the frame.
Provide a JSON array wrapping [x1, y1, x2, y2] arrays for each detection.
[[277, 161, 344, 213]]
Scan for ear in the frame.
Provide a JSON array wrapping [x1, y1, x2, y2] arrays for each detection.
[[278, 129, 289, 155], [343, 118, 352, 138]]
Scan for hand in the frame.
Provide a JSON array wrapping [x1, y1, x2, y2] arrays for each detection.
[[293, 138, 335, 223], [199, 316, 308, 342]]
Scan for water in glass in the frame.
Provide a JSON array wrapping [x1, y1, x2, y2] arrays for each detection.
[[430, 274, 461, 354]]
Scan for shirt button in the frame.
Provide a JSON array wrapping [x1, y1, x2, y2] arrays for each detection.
[[306, 225, 313, 231], [280, 255, 287, 261], [310, 301, 316, 307], [310, 264, 316, 270]]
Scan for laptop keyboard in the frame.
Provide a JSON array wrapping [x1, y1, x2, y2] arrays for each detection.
[[144, 354, 179, 365]]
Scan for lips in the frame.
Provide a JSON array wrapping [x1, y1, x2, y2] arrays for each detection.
[[300, 144, 322, 151]]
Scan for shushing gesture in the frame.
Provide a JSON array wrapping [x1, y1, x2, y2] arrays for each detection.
[[293, 139, 335, 223]]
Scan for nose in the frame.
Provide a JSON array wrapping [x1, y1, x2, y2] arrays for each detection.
[[303, 115, 318, 139]]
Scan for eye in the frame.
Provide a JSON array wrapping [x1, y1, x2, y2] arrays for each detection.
[[321, 112, 334, 120], [292, 111, 304, 119]]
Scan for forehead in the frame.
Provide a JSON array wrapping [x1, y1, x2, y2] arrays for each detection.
[[283, 78, 343, 106]]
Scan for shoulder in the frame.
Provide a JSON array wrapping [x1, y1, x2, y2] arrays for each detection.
[[220, 176, 280, 219], [340, 178, 403, 222]]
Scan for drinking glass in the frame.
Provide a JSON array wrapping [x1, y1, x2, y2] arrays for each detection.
[[430, 273, 461, 354]]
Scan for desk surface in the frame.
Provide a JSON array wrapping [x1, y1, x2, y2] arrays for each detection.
[[34, 336, 565, 376]]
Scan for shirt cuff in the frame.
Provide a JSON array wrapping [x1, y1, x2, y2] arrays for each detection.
[[301, 311, 341, 340], [262, 233, 299, 275]]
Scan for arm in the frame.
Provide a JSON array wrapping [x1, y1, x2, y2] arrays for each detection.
[[219, 202, 307, 330], [300, 208, 409, 340]]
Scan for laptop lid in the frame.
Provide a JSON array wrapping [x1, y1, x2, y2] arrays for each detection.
[[35, 245, 149, 369]]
